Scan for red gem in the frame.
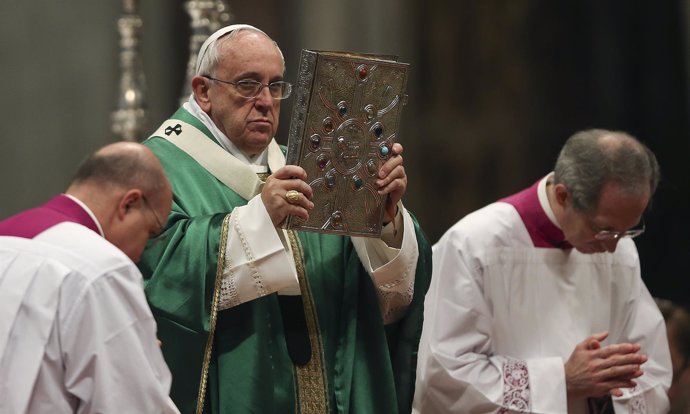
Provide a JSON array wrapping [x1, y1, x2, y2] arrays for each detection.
[[358, 66, 368, 80]]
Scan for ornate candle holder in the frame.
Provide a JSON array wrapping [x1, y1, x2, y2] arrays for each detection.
[[179, 0, 232, 104], [111, 0, 148, 141]]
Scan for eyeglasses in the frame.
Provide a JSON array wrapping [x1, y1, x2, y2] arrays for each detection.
[[141, 195, 165, 236], [204, 76, 292, 100], [590, 218, 646, 241]]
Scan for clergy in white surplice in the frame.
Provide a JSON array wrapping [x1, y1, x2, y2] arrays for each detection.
[[414, 130, 672, 414], [0, 143, 179, 413]]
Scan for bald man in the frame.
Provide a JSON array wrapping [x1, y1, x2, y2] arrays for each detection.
[[0, 142, 178, 413]]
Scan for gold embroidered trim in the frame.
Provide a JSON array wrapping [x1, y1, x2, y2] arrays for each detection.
[[288, 230, 330, 413], [196, 214, 231, 414]]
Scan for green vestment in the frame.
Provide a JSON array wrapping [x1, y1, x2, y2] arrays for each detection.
[[140, 107, 432, 414]]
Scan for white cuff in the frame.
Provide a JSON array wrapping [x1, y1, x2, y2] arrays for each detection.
[[527, 356, 567, 414], [218, 196, 299, 309]]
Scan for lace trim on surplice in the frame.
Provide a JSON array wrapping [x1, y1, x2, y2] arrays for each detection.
[[498, 358, 531, 414], [628, 384, 647, 414]]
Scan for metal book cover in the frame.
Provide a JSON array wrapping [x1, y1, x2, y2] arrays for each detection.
[[284, 50, 409, 237]]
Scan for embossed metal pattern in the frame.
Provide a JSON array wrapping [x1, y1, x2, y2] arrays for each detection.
[[285, 50, 409, 237]]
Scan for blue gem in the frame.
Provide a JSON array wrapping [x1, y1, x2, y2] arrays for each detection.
[[353, 176, 363, 189], [380, 145, 390, 157]]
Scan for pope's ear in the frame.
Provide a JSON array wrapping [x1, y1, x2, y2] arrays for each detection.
[[116, 189, 143, 220], [192, 76, 212, 111]]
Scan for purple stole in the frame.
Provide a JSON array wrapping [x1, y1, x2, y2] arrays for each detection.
[[500, 178, 572, 249], [0, 195, 100, 239]]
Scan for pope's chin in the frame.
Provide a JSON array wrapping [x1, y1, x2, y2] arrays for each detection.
[[243, 132, 274, 153]]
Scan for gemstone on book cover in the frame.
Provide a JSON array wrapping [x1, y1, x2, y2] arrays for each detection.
[[337, 101, 348, 117], [331, 211, 343, 227], [323, 117, 335, 133], [310, 134, 321, 150], [325, 172, 336, 189], [352, 175, 363, 190], [357, 65, 368, 80], [317, 155, 329, 170], [371, 123, 384, 138], [379, 143, 390, 157], [366, 159, 377, 175]]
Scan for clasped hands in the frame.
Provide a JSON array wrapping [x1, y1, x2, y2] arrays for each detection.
[[261, 143, 407, 227], [565, 331, 647, 399]]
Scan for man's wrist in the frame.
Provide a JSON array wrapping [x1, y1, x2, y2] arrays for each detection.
[[383, 205, 400, 226]]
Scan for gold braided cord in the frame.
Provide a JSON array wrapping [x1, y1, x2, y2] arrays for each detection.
[[196, 214, 231, 414], [287, 230, 330, 413]]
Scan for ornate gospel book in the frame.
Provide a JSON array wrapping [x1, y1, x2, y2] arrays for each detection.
[[284, 50, 409, 237]]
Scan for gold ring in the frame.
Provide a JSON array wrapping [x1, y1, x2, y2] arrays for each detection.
[[285, 190, 300, 204]]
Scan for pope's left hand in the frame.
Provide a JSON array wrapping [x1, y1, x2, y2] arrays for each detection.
[[377, 142, 406, 223]]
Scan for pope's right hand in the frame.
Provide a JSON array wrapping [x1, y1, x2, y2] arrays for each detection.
[[261, 165, 314, 226]]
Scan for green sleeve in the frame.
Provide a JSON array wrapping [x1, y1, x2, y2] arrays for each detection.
[[139, 136, 241, 414]]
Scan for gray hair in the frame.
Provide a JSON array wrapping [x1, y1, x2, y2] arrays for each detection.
[[195, 27, 285, 77], [553, 129, 660, 212]]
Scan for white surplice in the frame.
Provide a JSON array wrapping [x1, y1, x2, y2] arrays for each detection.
[[0, 223, 178, 414], [413, 188, 671, 413]]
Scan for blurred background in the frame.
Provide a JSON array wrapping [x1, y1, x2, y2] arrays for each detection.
[[0, 0, 688, 304]]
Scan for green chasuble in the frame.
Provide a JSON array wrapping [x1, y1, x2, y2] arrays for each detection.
[[139, 107, 432, 414]]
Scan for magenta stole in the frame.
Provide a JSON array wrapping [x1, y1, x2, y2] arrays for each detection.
[[0, 195, 99, 239], [500, 179, 572, 249]]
